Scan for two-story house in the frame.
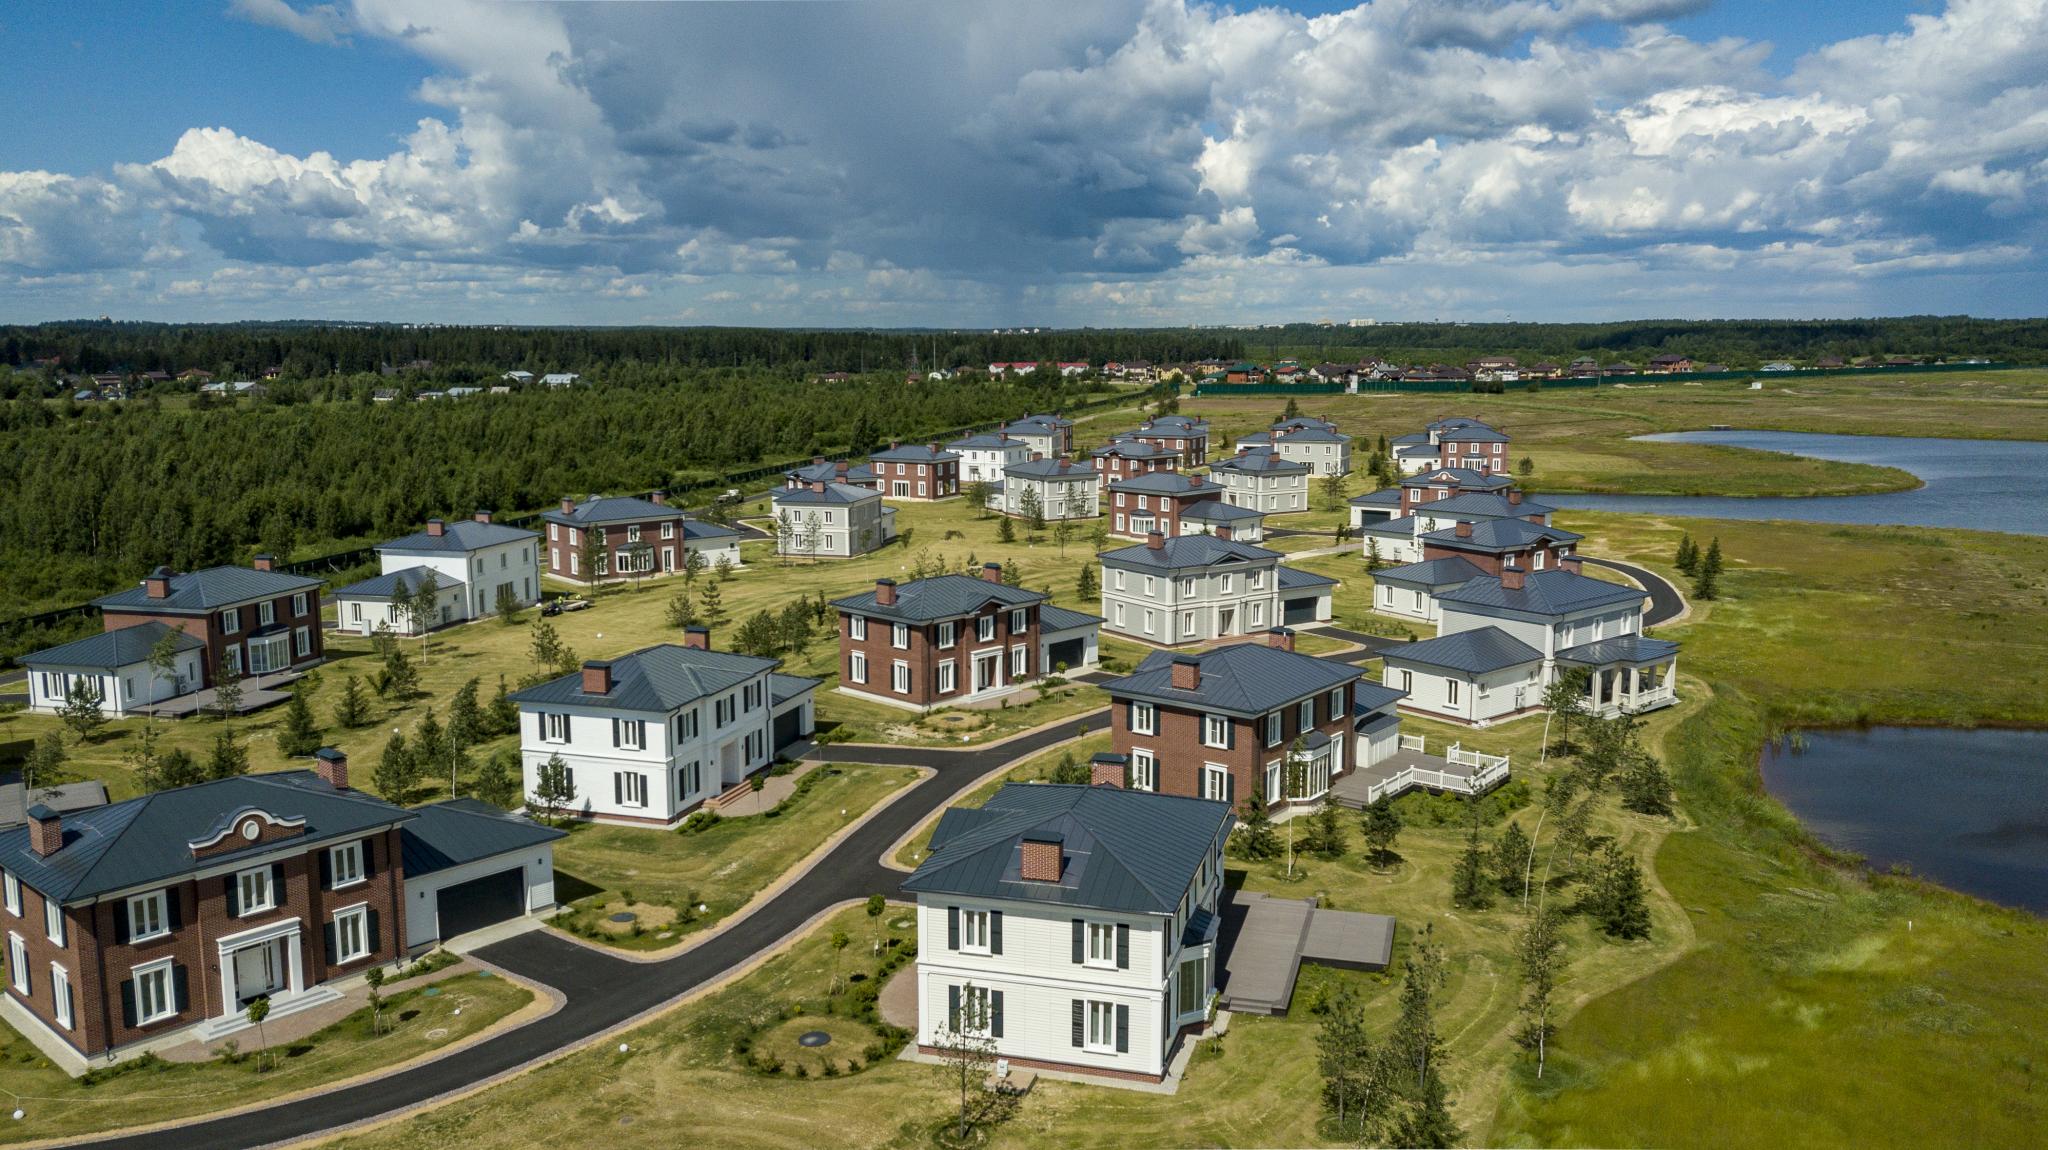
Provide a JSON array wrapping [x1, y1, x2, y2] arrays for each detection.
[[1106, 471, 1224, 540], [1370, 519, 1583, 623], [1358, 473, 1557, 564], [1102, 630, 1360, 809], [91, 560, 325, 687], [871, 442, 961, 501], [770, 481, 898, 558], [513, 632, 820, 826], [1098, 532, 1334, 646], [542, 494, 740, 583], [946, 432, 1032, 485], [784, 457, 881, 492], [1121, 415, 1210, 466], [905, 782, 1231, 1084], [1091, 439, 1180, 484], [1005, 414, 1073, 459], [1208, 447, 1311, 514], [1433, 419, 1511, 474], [992, 455, 1100, 520], [831, 569, 1101, 711], [21, 624, 207, 718], [1379, 566, 1678, 726], [332, 514, 540, 636]]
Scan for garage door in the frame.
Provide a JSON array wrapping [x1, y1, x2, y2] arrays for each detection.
[[435, 868, 525, 943], [773, 707, 804, 750], [1045, 638, 1086, 672], [1283, 597, 1318, 625]]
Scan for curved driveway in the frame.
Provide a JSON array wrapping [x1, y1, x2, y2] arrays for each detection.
[[85, 713, 1108, 1150], [1577, 556, 1687, 626]]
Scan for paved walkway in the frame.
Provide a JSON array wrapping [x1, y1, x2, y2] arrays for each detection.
[[1578, 556, 1686, 626], [1328, 748, 1483, 808], [82, 710, 1110, 1150]]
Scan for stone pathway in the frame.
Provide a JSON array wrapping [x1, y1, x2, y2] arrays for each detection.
[[156, 958, 480, 1063], [876, 964, 918, 1031]]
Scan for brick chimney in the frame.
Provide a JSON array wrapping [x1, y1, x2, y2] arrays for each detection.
[[26, 806, 61, 857], [812, 455, 825, 466], [145, 566, 173, 599], [1147, 529, 1165, 551], [1501, 564, 1526, 591], [1090, 753, 1128, 789], [1031, 451, 1044, 462], [1170, 655, 1201, 691], [1268, 628, 1296, 652], [927, 441, 941, 455], [474, 510, 493, 524], [835, 460, 850, 477], [582, 660, 613, 695], [426, 518, 445, 537], [1057, 456, 1071, 472], [313, 746, 349, 790], [1216, 525, 1233, 542], [1455, 521, 1473, 538], [981, 562, 1003, 584], [683, 626, 710, 650], [1508, 489, 1523, 506], [650, 490, 668, 506], [875, 578, 898, 606], [560, 496, 577, 515], [1019, 833, 1064, 882], [889, 439, 901, 451], [252, 554, 276, 572], [810, 480, 826, 493]]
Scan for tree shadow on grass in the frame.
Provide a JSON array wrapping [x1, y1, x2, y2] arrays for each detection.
[[554, 869, 605, 904]]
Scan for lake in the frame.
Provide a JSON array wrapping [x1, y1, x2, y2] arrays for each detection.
[[1542, 430, 2048, 535], [1759, 726, 2048, 914]]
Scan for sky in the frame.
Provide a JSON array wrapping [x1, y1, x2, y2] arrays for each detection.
[[1, 0, 2043, 328]]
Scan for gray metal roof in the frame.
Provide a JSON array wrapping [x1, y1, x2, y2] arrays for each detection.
[[1351, 681, 1408, 713], [0, 771, 413, 903], [830, 573, 1045, 624], [1039, 604, 1105, 633], [22, 621, 203, 670], [1421, 519, 1580, 552], [399, 798, 564, 879], [1211, 447, 1310, 475], [786, 460, 878, 484], [541, 495, 682, 528], [510, 643, 780, 714], [94, 565, 324, 613], [947, 434, 1027, 450], [681, 519, 739, 540], [1095, 439, 1177, 460], [332, 565, 467, 600], [1369, 556, 1488, 590], [1179, 501, 1264, 523], [1349, 488, 1403, 506], [1277, 565, 1337, 590], [0, 778, 109, 830], [1556, 636, 1681, 667], [769, 672, 823, 706], [1359, 515, 1420, 538], [1270, 427, 1351, 444], [1437, 569, 1645, 616], [1393, 444, 1440, 458], [1004, 458, 1094, 480], [1423, 492, 1557, 519], [1272, 417, 1338, 432], [772, 482, 880, 507], [1401, 468, 1511, 489], [1104, 641, 1361, 718], [1380, 627, 1543, 674], [1107, 471, 1216, 495], [1438, 423, 1510, 443], [1133, 415, 1209, 435], [902, 783, 1232, 916], [871, 444, 959, 463], [378, 520, 537, 554], [1099, 534, 1280, 572], [1007, 414, 1072, 434]]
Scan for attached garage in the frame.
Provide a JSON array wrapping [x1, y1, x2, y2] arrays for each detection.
[[1276, 566, 1336, 628], [1045, 636, 1087, 670], [769, 672, 821, 753], [1037, 604, 1103, 675], [1282, 596, 1320, 626], [400, 798, 565, 953], [434, 867, 526, 941]]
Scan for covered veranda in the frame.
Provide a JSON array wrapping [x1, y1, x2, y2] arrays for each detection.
[[1557, 636, 1680, 716]]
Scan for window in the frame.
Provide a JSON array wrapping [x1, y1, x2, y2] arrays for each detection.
[[133, 957, 176, 1024], [1143, 575, 1156, 597], [849, 615, 867, 641], [1143, 609, 1156, 635], [258, 600, 275, 627], [549, 523, 559, 541], [295, 626, 311, 657], [680, 760, 702, 797], [221, 609, 241, 636], [626, 526, 641, 543], [938, 621, 956, 649], [1113, 603, 1126, 627], [334, 905, 369, 964], [892, 622, 910, 649], [661, 521, 674, 539], [960, 909, 991, 953], [1130, 702, 1157, 735], [1446, 679, 1461, 706], [675, 709, 699, 741], [1181, 611, 1196, 638], [1085, 921, 1117, 967], [129, 890, 169, 941], [1202, 714, 1230, 749], [6, 933, 26, 994], [2, 872, 17, 916], [1010, 645, 1027, 677], [292, 592, 308, 616], [330, 841, 365, 889], [543, 712, 570, 743], [1113, 569, 1126, 591], [977, 615, 995, 642], [1130, 750, 1156, 790], [1085, 1000, 1118, 1052], [1137, 494, 1149, 511], [938, 660, 957, 694], [1179, 577, 1195, 597], [1248, 600, 1264, 626], [1299, 698, 1315, 731], [1266, 760, 1283, 803], [1396, 668, 1414, 693], [1265, 712, 1282, 747], [1203, 764, 1230, 802], [39, 899, 63, 948], [618, 772, 648, 807], [849, 651, 868, 684], [50, 963, 72, 1029], [236, 866, 274, 916], [1011, 609, 1027, 633], [1220, 573, 1234, 594], [892, 661, 911, 694], [618, 719, 645, 750]]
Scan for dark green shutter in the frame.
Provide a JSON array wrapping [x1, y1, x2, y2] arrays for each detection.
[[1116, 924, 1130, 970], [990, 910, 1003, 955], [112, 899, 130, 945], [991, 990, 1004, 1038], [166, 888, 182, 930], [224, 875, 239, 917], [948, 984, 960, 1030], [367, 909, 381, 955], [119, 980, 137, 1028], [171, 965, 190, 1013], [947, 906, 960, 950], [1224, 718, 1235, 749], [318, 849, 333, 890], [324, 922, 339, 966], [1115, 1004, 1129, 1053], [1071, 1000, 1084, 1047], [1071, 919, 1084, 964]]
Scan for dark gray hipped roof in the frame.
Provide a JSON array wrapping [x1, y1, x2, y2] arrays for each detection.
[[1369, 556, 1488, 590], [1349, 487, 1403, 507], [1272, 417, 1338, 433], [1422, 492, 1557, 520], [1007, 413, 1072, 434], [786, 460, 878, 484], [22, 621, 203, 670], [1095, 439, 1178, 460], [1211, 447, 1309, 475], [332, 565, 466, 600], [1108, 471, 1217, 496], [512, 643, 779, 714], [94, 565, 323, 613], [378, 520, 537, 553], [1104, 641, 1361, 718], [1351, 681, 1408, 713], [769, 673, 823, 706], [1099, 534, 1280, 571], [1039, 604, 1105, 633], [682, 519, 739, 540], [1421, 519, 1581, 552], [1134, 415, 1209, 435], [1270, 427, 1351, 444], [1556, 636, 1681, 667], [541, 495, 682, 528], [830, 573, 1045, 624], [1277, 565, 1337, 591], [1359, 514, 1420, 538], [1004, 458, 1094, 480], [1379, 627, 1542, 674], [947, 433, 1028, 450], [902, 783, 1232, 916], [0, 772, 412, 903], [1438, 423, 1510, 443], [0, 778, 109, 829], [870, 444, 959, 463], [400, 798, 564, 878], [774, 482, 879, 506], [1179, 500, 1264, 523], [1437, 569, 1645, 616], [1401, 467, 1512, 489]]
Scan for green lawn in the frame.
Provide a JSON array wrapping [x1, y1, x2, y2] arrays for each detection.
[[549, 763, 920, 950], [0, 968, 531, 1146]]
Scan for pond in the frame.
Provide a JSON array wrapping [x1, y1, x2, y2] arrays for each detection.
[[1542, 430, 2048, 535], [1759, 726, 2048, 914]]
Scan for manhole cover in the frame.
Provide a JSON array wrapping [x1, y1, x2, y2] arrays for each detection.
[[890, 917, 913, 930], [797, 1030, 832, 1048], [422, 987, 441, 996], [608, 912, 637, 923]]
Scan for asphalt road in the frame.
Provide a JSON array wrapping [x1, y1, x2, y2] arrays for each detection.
[[1577, 556, 1686, 626], [83, 711, 1108, 1150]]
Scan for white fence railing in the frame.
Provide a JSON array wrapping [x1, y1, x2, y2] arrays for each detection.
[[1399, 733, 1427, 753], [1359, 749, 1511, 805], [1618, 685, 1676, 712]]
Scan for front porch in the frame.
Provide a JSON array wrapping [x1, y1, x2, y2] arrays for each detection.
[[1557, 637, 1680, 717], [133, 667, 309, 718], [1330, 734, 1511, 808], [193, 917, 344, 1042]]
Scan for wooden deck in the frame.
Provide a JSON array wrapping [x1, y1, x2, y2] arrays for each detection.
[[134, 670, 303, 718], [1216, 890, 1396, 1016], [1329, 744, 1510, 809]]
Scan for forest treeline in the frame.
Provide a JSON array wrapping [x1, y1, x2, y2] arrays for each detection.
[[0, 372, 1110, 625]]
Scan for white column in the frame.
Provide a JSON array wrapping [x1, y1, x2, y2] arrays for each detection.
[[285, 932, 304, 996], [218, 949, 238, 1018]]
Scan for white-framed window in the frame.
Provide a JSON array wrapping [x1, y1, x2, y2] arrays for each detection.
[[626, 525, 641, 543], [1, 872, 17, 916], [50, 963, 72, 1029], [6, 933, 26, 993], [292, 592, 308, 616], [1143, 609, 1156, 635], [849, 615, 866, 641], [1265, 712, 1282, 747], [675, 709, 699, 741], [960, 908, 991, 953], [1010, 645, 1027, 677], [1085, 921, 1117, 967], [1085, 999, 1118, 1052], [938, 660, 957, 694], [938, 621, 956, 649], [849, 651, 869, 684], [1181, 611, 1196, 638], [1143, 575, 1156, 597], [1203, 763, 1231, 801], [1011, 609, 1027, 633], [1130, 702, 1157, 736], [257, 600, 275, 627], [1249, 600, 1264, 626], [295, 625, 311, 657], [1266, 759, 1284, 803], [977, 615, 995, 642], [661, 521, 674, 539], [1137, 494, 1149, 511], [133, 957, 175, 1024], [1299, 699, 1315, 731], [1446, 679, 1461, 705], [1113, 569, 1126, 591], [330, 840, 365, 889], [619, 772, 648, 807], [619, 719, 645, 750], [892, 660, 911, 694], [1329, 687, 1344, 717], [1179, 577, 1195, 597], [543, 712, 570, 743], [1249, 570, 1264, 590], [1113, 603, 1126, 627], [1220, 573, 1234, 594], [128, 890, 169, 941], [1203, 714, 1230, 748], [221, 609, 241, 636], [1130, 749, 1156, 791], [1398, 669, 1414, 692], [892, 622, 910, 649], [549, 523, 559, 541], [334, 904, 370, 964], [236, 866, 274, 916]]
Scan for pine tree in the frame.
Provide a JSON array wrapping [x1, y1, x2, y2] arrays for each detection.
[[150, 748, 206, 791], [206, 728, 251, 780], [664, 588, 698, 629], [58, 678, 107, 743], [1388, 925, 1453, 1144], [1692, 562, 1719, 601], [1587, 844, 1652, 939], [23, 730, 72, 790], [1619, 749, 1676, 817], [373, 731, 423, 807], [333, 674, 372, 728], [1360, 797, 1403, 870], [212, 651, 244, 719], [277, 689, 323, 757], [1076, 562, 1098, 600], [475, 746, 522, 809], [1001, 560, 1022, 587], [1233, 795, 1281, 860], [1317, 988, 1388, 1141], [531, 752, 577, 824], [714, 554, 735, 582], [528, 619, 576, 675], [1674, 533, 1698, 575], [494, 583, 519, 624], [413, 708, 448, 772], [735, 609, 782, 656], [996, 514, 1016, 544], [1308, 802, 1347, 860], [699, 578, 726, 625], [448, 677, 485, 751], [1702, 536, 1724, 578], [488, 674, 519, 735], [1450, 797, 1493, 909]]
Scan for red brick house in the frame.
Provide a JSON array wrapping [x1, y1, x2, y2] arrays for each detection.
[[830, 568, 1100, 711], [1419, 518, 1581, 576], [541, 493, 741, 582], [1107, 471, 1227, 539], [1101, 631, 1360, 810], [1123, 415, 1211, 466], [91, 560, 325, 684], [870, 442, 961, 500], [1092, 438, 1180, 483]]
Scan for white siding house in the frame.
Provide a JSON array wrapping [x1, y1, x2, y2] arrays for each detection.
[[21, 623, 207, 718], [333, 516, 540, 635]]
